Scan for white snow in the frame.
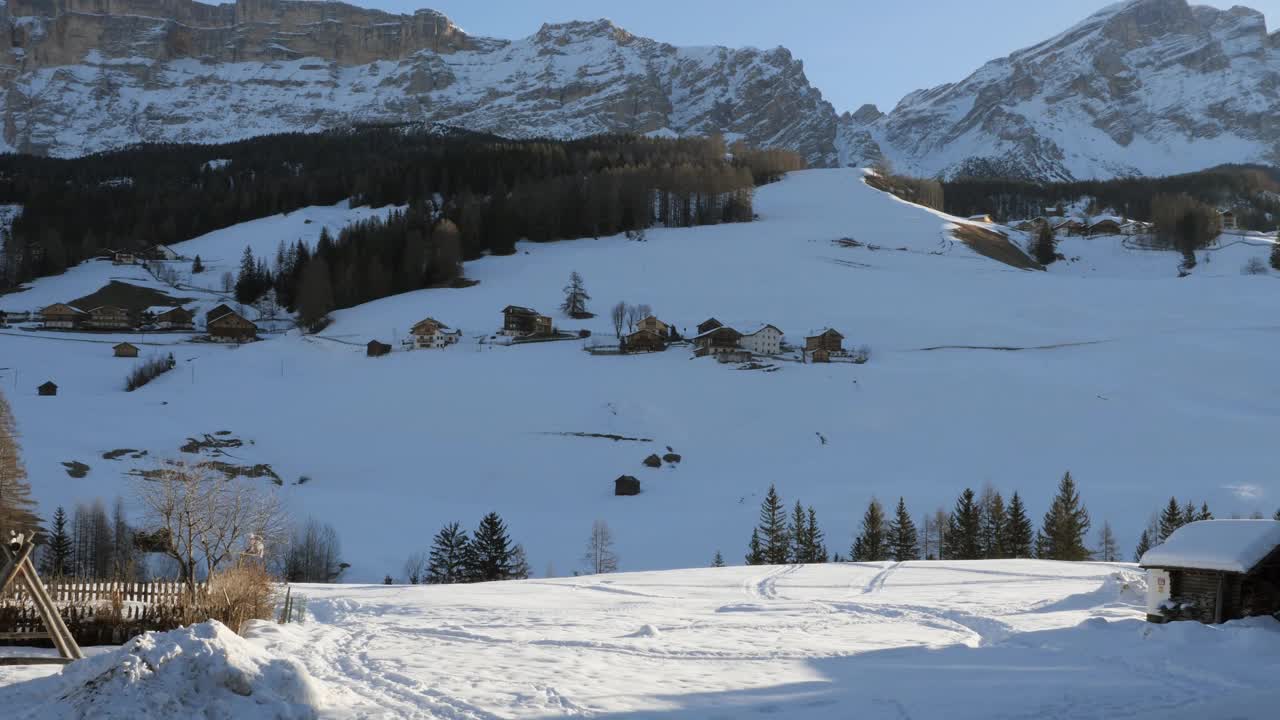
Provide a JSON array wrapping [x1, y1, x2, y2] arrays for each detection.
[[0, 621, 324, 719], [1140, 520, 1280, 573], [4, 169, 1280, 582], [10, 561, 1279, 718]]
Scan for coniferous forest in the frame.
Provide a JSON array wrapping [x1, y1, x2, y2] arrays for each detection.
[[0, 127, 804, 301]]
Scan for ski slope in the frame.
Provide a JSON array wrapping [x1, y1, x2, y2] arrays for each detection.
[[5, 560, 1279, 719], [2, 169, 1279, 581]]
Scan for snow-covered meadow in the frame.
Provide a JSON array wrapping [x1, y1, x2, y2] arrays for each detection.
[[2, 169, 1279, 581], [4, 561, 1279, 718]]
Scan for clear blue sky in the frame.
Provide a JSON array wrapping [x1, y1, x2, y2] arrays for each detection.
[[350, 0, 1278, 113]]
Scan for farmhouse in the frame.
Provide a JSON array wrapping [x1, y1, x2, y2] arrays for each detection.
[[693, 326, 742, 357], [1219, 210, 1238, 230], [696, 318, 723, 335], [635, 316, 669, 336], [38, 381, 57, 396], [40, 303, 87, 329], [147, 306, 194, 331], [113, 342, 139, 358], [624, 329, 666, 353], [366, 340, 392, 357], [739, 324, 784, 356], [85, 305, 133, 330], [206, 306, 258, 342], [1053, 219, 1087, 236], [805, 328, 844, 354], [501, 306, 553, 337], [1140, 520, 1280, 625], [110, 250, 136, 265], [410, 317, 461, 348], [1088, 219, 1124, 236]]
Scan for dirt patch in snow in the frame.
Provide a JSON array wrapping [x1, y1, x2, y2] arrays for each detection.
[[61, 461, 89, 478], [0, 621, 324, 720], [951, 223, 1044, 271]]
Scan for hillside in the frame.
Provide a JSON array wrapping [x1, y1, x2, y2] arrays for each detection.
[[2, 169, 1279, 581], [4, 561, 1279, 718]]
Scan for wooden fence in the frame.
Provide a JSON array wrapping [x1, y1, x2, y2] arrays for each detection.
[[0, 580, 206, 646]]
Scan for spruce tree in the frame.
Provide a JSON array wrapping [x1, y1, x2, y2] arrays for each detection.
[[788, 501, 808, 563], [1133, 528, 1153, 563], [887, 497, 919, 561], [945, 489, 982, 560], [469, 512, 515, 581], [1181, 501, 1197, 527], [756, 485, 789, 565], [712, 550, 725, 568], [1159, 497, 1184, 541], [41, 506, 72, 577], [805, 507, 828, 563], [1004, 492, 1034, 558], [1035, 472, 1091, 561], [979, 489, 1007, 559], [745, 528, 764, 565], [1197, 502, 1212, 521], [560, 271, 591, 318], [1032, 223, 1057, 266], [426, 522, 471, 584], [234, 246, 258, 303], [852, 499, 889, 562], [191, 255, 204, 274]]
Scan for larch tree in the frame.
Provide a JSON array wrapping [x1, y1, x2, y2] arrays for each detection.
[[1035, 472, 1091, 561], [1004, 492, 1035, 559], [978, 486, 1007, 559], [888, 497, 919, 562], [582, 519, 619, 575], [0, 389, 42, 541], [1096, 521, 1120, 562]]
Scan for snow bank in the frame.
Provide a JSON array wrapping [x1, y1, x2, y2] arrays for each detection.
[[0, 621, 324, 720], [1140, 520, 1280, 573]]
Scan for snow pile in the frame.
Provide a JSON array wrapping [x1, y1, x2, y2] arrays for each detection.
[[0, 621, 324, 720], [1140, 520, 1280, 573]]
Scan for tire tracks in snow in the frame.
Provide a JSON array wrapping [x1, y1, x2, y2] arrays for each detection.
[[744, 564, 802, 601]]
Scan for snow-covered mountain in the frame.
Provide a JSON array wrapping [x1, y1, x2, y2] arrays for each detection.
[[843, 0, 1280, 180], [0, 0, 839, 163]]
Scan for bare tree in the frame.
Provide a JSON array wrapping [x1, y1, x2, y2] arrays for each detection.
[[403, 551, 427, 584], [284, 518, 346, 583], [624, 303, 650, 333], [582, 519, 618, 575], [134, 462, 286, 596], [1096, 521, 1120, 562], [611, 301, 627, 340], [220, 271, 234, 293]]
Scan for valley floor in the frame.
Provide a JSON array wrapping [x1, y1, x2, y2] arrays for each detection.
[[4, 560, 1279, 719]]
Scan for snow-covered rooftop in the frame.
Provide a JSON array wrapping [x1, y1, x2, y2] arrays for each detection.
[[1140, 520, 1280, 573]]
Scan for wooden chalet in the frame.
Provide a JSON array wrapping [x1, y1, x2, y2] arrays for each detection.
[[635, 316, 669, 336], [740, 324, 784, 356], [38, 381, 57, 396], [1053, 219, 1087, 236], [148, 306, 194, 331], [40, 303, 87, 329], [1140, 520, 1280, 625], [111, 250, 136, 265], [810, 347, 831, 363], [410, 317, 461, 349], [692, 326, 742, 357], [113, 342, 139, 358], [85, 305, 132, 331], [206, 307, 258, 342], [805, 328, 844, 353], [696, 318, 723, 335], [624, 329, 666, 353], [501, 305, 553, 336], [1088, 219, 1124, 236], [366, 340, 392, 357]]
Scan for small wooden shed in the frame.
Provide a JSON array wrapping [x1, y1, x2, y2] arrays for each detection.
[[113, 342, 139, 358], [1140, 520, 1280, 624], [366, 340, 392, 357], [38, 381, 57, 396], [615, 476, 641, 496]]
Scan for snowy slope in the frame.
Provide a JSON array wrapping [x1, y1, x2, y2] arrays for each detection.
[[3, 169, 1280, 582], [7, 561, 1278, 718]]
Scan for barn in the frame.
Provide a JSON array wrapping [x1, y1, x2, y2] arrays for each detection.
[[366, 340, 392, 357], [1140, 520, 1280, 624], [38, 381, 57, 396], [206, 307, 258, 342], [113, 342, 139, 358]]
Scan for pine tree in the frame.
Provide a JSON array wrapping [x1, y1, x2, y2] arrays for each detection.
[[41, 506, 72, 577], [887, 497, 919, 561], [1004, 492, 1034, 558], [804, 507, 828, 563], [712, 550, 725, 568], [234, 246, 258, 303], [1096, 521, 1119, 562], [1035, 472, 1091, 561], [191, 255, 204, 274], [1032, 223, 1057, 266], [979, 488, 1007, 558], [0, 390, 41, 541], [1159, 497, 1184, 541], [756, 485, 789, 565], [1133, 528, 1153, 562], [745, 528, 764, 565], [469, 512, 516, 582], [944, 489, 983, 560], [560, 271, 591, 318], [426, 522, 471, 584], [852, 499, 889, 562], [788, 501, 808, 563], [1197, 502, 1212, 521]]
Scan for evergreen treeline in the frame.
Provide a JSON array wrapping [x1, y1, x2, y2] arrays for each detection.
[[405, 512, 530, 584], [37, 500, 143, 581], [941, 164, 1280, 231], [0, 128, 800, 292]]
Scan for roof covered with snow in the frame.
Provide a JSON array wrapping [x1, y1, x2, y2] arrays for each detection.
[[1140, 520, 1280, 573]]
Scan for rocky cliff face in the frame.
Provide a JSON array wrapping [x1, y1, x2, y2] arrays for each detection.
[[841, 0, 1280, 180], [0, 0, 839, 162]]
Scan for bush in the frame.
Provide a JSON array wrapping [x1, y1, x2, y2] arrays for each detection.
[[187, 564, 279, 635], [1242, 257, 1269, 275], [124, 355, 173, 391]]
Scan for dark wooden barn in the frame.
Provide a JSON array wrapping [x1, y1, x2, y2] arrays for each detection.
[[38, 381, 57, 396], [113, 342, 139, 358], [1140, 520, 1280, 624], [366, 340, 392, 357]]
